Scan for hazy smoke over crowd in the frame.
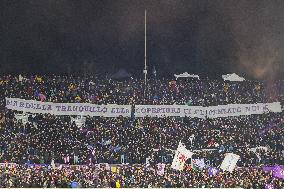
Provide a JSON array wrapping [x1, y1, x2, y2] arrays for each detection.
[[227, 0, 284, 80], [0, 0, 283, 79]]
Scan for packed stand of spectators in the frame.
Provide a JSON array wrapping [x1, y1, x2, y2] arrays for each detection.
[[1, 75, 283, 106], [0, 74, 283, 188], [0, 164, 283, 188]]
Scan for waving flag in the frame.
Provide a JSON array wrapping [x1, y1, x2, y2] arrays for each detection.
[[39, 93, 46, 101], [145, 157, 151, 169], [157, 163, 165, 176], [14, 113, 30, 125], [208, 167, 219, 176], [113, 145, 122, 152], [71, 181, 78, 188], [51, 159, 55, 169], [71, 116, 86, 128], [220, 153, 240, 173], [192, 158, 206, 170], [171, 141, 193, 171], [34, 90, 40, 98], [265, 184, 274, 189], [273, 166, 284, 179]]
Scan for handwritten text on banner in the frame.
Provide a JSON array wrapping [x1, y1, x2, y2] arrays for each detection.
[[5, 98, 282, 118], [5, 98, 131, 117]]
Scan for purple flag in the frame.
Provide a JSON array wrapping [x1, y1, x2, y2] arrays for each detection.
[[273, 166, 284, 179], [263, 166, 284, 172], [208, 167, 219, 176], [34, 90, 39, 98], [265, 184, 274, 189], [39, 93, 46, 101], [263, 166, 275, 172], [157, 163, 165, 176]]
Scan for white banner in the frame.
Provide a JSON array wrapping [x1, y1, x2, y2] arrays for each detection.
[[5, 98, 131, 117], [220, 153, 240, 173], [5, 98, 282, 118], [171, 142, 193, 171], [135, 105, 184, 118], [135, 102, 281, 118], [134, 105, 208, 118], [206, 102, 282, 118]]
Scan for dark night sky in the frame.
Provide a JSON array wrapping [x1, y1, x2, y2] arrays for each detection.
[[0, 0, 283, 80]]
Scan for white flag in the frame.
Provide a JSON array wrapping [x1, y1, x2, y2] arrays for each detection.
[[51, 159, 55, 169], [192, 158, 206, 169], [19, 74, 23, 82], [14, 113, 30, 125], [146, 157, 151, 168], [171, 142, 193, 171], [220, 153, 240, 173], [71, 116, 86, 128]]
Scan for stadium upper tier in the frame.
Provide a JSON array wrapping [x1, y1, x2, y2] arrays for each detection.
[[0, 75, 283, 107]]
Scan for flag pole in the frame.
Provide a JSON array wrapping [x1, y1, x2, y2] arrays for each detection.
[[143, 10, 147, 100]]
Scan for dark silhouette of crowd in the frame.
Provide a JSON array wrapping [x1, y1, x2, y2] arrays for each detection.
[[0, 74, 283, 188]]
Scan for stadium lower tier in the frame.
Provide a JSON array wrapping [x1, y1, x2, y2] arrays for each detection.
[[0, 163, 283, 188]]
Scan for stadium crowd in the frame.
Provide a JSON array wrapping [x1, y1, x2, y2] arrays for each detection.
[[0, 74, 283, 188], [0, 164, 283, 188]]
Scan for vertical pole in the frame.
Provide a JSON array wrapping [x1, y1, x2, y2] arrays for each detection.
[[144, 10, 147, 100]]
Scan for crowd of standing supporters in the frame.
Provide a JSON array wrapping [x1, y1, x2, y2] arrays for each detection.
[[0, 74, 283, 188], [0, 164, 283, 188]]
